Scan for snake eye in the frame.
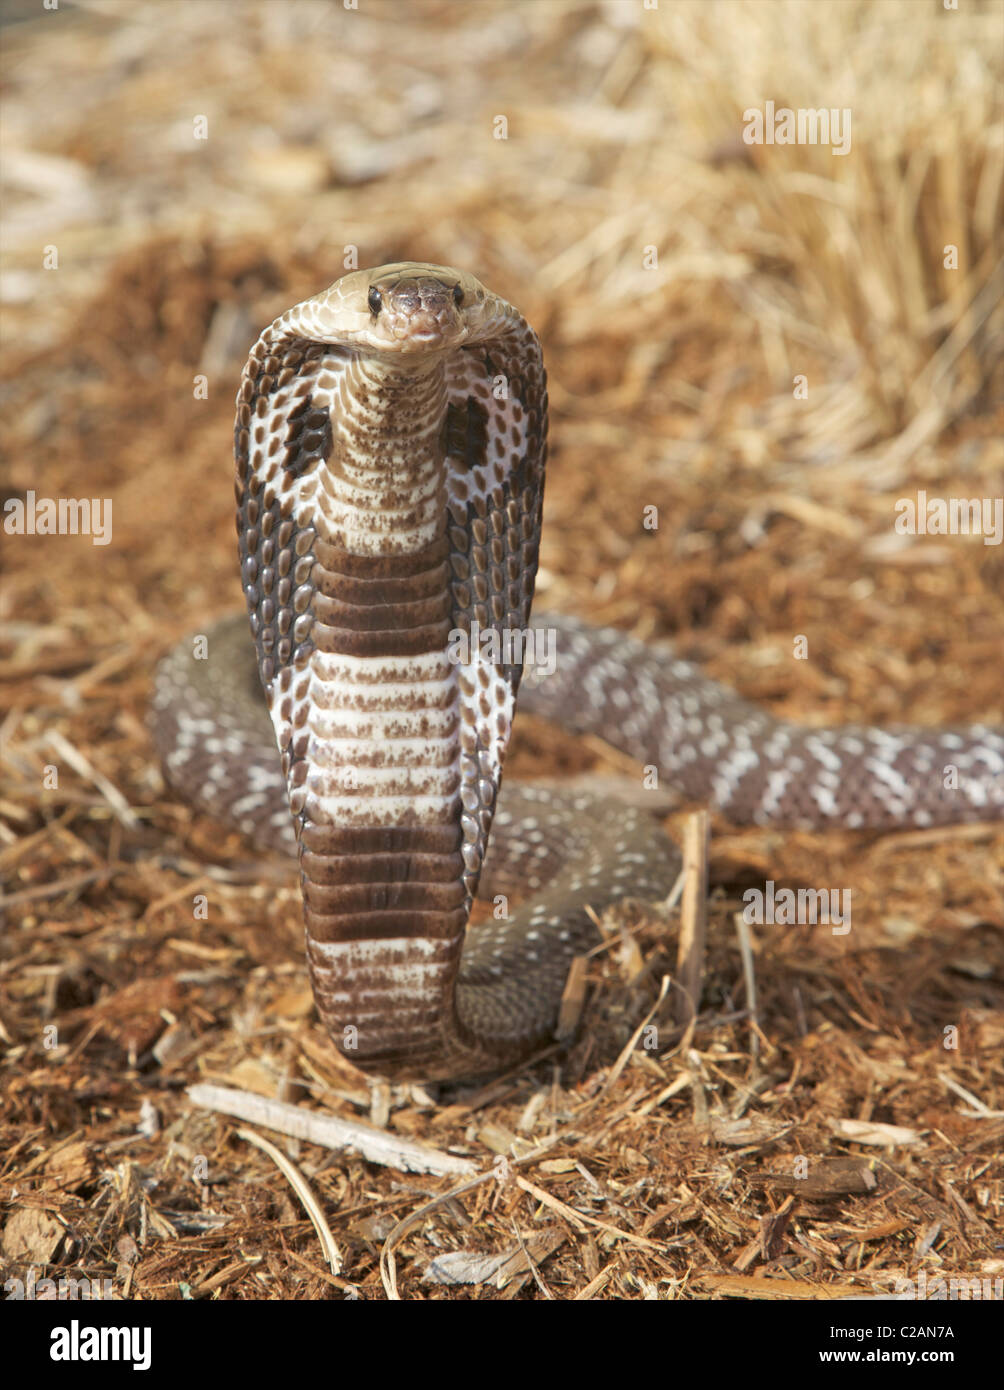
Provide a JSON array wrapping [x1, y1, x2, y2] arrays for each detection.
[[452, 283, 464, 308], [367, 286, 382, 316]]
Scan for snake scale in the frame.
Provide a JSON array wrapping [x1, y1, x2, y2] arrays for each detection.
[[151, 263, 1004, 1082]]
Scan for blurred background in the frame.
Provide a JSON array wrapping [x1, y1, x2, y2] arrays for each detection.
[[2, 0, 1003, 1300]]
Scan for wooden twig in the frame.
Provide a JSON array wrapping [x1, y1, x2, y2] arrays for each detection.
[[675, 810, 709, 1025], [46, 729, 141, 830], [733, 910, 760, 1063], [235, 1127, 342, 1276], [187, 1084, 477, 1176]]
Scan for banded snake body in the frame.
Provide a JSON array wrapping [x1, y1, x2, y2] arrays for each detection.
[[152, 263, 1004, 1082]]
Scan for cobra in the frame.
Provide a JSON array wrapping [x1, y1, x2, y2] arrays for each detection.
[[151, 262, 1004, 1082]]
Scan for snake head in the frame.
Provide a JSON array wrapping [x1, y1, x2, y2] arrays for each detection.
[[300, 262, 499, 357]]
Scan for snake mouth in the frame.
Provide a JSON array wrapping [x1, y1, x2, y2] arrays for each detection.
[[344, 304, 470, 357], [387, 316, 467, 351], [374, 299, 467, 355]]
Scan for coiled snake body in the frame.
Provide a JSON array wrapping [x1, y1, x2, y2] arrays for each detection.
[[152, 263, 1004, 1082]]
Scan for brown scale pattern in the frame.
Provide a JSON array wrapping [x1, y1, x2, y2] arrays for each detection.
[[234, 338, 335, 687], [520, 615, 1004, 830], [226, 269, 555, 1076], [153, 263, 1004, 1084], [152, 606, 1003, 1079], [441, 328, 547, 929]]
